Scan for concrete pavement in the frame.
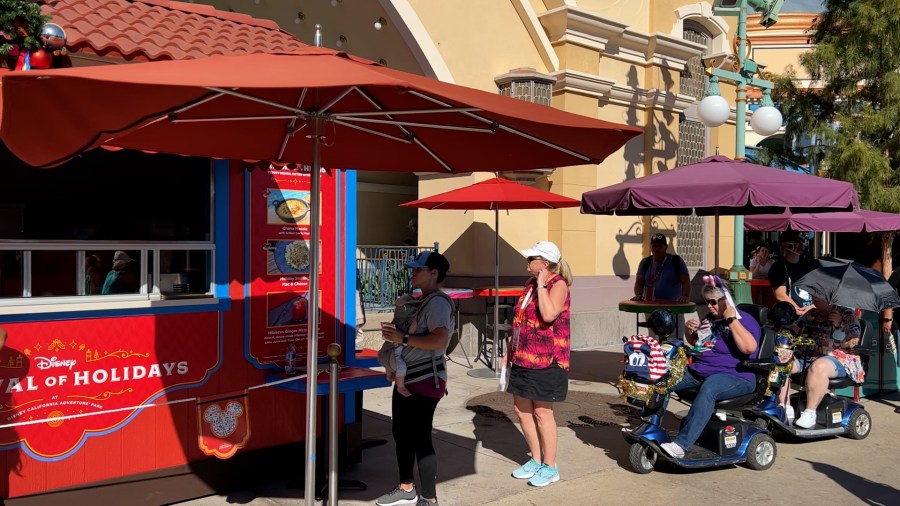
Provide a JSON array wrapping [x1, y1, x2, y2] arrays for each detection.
[[176, 346, 900, 506]]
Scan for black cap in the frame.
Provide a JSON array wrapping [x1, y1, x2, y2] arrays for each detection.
[[650, 233, 667, 245], [780, 230, 803, 246], [406, 251, 450, 281]]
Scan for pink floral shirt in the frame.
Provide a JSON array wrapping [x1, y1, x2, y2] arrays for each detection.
[[510, 275, 571, 370]]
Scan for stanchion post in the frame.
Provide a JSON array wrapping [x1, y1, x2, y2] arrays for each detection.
[[327, 343, 341, 505]]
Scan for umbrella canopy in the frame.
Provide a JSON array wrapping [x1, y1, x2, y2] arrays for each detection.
[[0, 47, 640, 170], [401, 177, 580, 210], [794, 257, 900, 313], [0, 46, 639, 501], [580, 155, 860, 216], [745, 209, 900, 233], [401, 178, 579, 376]]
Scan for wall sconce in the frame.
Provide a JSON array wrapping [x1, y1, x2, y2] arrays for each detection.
[[336, 35, 347, 48], [294, 12, 305, 24], [374, 17, 387, 30]]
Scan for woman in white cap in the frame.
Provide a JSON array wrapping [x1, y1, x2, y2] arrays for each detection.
[[507, 241, 572, 487]]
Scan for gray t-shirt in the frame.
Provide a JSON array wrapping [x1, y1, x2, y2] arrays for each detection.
[[401, 291, 454, 385]]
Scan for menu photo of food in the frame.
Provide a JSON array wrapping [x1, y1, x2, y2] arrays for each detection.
[[267, 291, 319, 328], [266, 188, 311, 226], [265, 239, 314, 275]]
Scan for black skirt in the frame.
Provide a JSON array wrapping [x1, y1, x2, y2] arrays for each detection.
[[507, 363, 568, 402]]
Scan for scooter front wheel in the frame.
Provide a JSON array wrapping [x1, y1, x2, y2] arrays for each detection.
[[628, 442, 657, 474], [745, 433, 776, 471], [846, 409, 872, 440]]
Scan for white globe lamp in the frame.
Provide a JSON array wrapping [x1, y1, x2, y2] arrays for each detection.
[[697, 94, 730, 128], [750, 105, 783, 136]]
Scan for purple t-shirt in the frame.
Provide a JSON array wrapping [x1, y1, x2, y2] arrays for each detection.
[[689, 309, 761, 382]]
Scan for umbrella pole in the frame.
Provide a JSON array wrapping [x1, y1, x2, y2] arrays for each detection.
[[714, 212, 720, 275], [493, 207, 500, 373], [304, 117, 323, 506]]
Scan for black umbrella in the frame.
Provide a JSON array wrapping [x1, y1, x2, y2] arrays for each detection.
[[793, 257, 900, 313]]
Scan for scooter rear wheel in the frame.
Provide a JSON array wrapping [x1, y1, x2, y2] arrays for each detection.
[[628, 442, 657, 474], [846, 409, 872, 440], [745, 433, 776, 471]]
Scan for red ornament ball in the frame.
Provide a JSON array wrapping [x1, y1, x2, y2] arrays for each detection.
[[29, 49, 53, 69]]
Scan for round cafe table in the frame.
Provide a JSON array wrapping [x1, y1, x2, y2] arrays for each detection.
[[618, 299, 697, 338]]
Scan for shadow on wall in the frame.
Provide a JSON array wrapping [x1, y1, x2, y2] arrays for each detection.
[[610, 217, 677, 280], [439, 221, 534, 284]]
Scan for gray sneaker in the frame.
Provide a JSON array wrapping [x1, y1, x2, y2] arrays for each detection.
[[416, 498, 439, 506], [376, 486, 418, 506]]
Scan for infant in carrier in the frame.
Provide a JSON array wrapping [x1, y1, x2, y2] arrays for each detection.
[[379, 292, 422, 397]]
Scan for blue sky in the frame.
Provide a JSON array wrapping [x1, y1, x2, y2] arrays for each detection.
[[782, 0, 825, 12]]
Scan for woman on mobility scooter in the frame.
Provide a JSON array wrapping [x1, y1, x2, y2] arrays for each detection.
[[777, 296, 862, 428], [659, 276, 762, 458], [748, 301, 873, 439], [620, 276, 777, 473]]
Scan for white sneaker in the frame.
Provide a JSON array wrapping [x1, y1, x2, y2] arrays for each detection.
[[795, 409, 817, 429], [660, 442, 685, 458], [783, 404, 795, 424]]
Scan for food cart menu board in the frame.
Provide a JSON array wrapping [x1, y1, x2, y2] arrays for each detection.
[[247, 166, 336, 369]]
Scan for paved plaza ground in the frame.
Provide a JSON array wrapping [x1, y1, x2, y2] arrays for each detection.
[[178, 345, 900, 506]]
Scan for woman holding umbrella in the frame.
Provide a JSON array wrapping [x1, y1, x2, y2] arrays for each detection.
[[507, 241, 572, 487], [779, 296, 862, 428]]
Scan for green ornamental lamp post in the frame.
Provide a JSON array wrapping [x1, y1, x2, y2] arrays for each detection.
[[696, 0, 785, 304]]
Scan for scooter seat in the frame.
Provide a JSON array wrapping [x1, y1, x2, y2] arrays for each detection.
[[675, 388, 758, 409], [790, 373, 858, 390], [828, 377, 855, 389]]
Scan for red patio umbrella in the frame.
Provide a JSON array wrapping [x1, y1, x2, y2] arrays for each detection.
[[581, 155, 859, 216], [745, 209, 900, 233], [0, 46, 640, 499], [401, 177, 580, 377]]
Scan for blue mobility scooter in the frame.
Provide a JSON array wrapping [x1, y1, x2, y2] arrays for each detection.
[[744, 302, 873, 440], [620, 308, 777, 474]]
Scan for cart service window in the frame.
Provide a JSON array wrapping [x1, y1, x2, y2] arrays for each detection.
[[0, 145, 216, 310]]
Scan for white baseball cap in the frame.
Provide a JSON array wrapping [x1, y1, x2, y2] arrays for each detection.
[[520, 241, 561, 263]]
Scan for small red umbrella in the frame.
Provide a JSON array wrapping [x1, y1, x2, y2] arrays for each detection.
[[402, 177, 580, 376]]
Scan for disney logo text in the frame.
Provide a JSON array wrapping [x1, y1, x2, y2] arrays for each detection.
[[35, 356, 77, 371]]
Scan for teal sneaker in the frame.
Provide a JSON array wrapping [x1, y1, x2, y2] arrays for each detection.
[[511, 458, 541, 479], [527, 464, 559, 487]]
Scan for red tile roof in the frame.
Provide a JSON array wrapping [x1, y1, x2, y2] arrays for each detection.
[[41, 0, 307, 62]]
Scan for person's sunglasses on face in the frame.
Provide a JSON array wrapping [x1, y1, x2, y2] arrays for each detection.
[[704, 296, 725, 306]]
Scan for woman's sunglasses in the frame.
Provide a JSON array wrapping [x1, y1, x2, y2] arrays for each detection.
[[704, 296, 726, 306]]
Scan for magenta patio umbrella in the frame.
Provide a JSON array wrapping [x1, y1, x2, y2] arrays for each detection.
[[581, 156, 859, 216], [745, 209, 900, 233], [401, 177, 580, 377]]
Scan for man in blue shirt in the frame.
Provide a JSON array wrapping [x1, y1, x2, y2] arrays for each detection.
[[632, 233, 691, 302]]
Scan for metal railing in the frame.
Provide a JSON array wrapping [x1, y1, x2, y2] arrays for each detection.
[[357, 243, 438, 313]]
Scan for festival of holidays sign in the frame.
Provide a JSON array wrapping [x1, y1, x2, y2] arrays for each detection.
[[0, 313, 219, 460], [247, 165, 336, 369]]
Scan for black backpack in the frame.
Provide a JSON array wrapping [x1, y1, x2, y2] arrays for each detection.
[[639, 254, 685, 286]]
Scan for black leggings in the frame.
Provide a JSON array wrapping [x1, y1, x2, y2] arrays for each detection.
[[392, 386, 441, 499]]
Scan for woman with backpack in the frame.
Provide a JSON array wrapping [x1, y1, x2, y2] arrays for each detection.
[[506, 241, 573, 487], [377, 251, 454, 506]]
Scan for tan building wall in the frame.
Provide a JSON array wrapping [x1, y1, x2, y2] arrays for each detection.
[[195, 1, 817, 347]]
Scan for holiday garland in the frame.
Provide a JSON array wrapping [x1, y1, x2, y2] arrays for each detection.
[[617, 344, 688, 405]]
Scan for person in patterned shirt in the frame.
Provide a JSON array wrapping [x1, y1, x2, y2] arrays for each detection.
[[782, 296, 862, 429], [506, 241, 572, 488]]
